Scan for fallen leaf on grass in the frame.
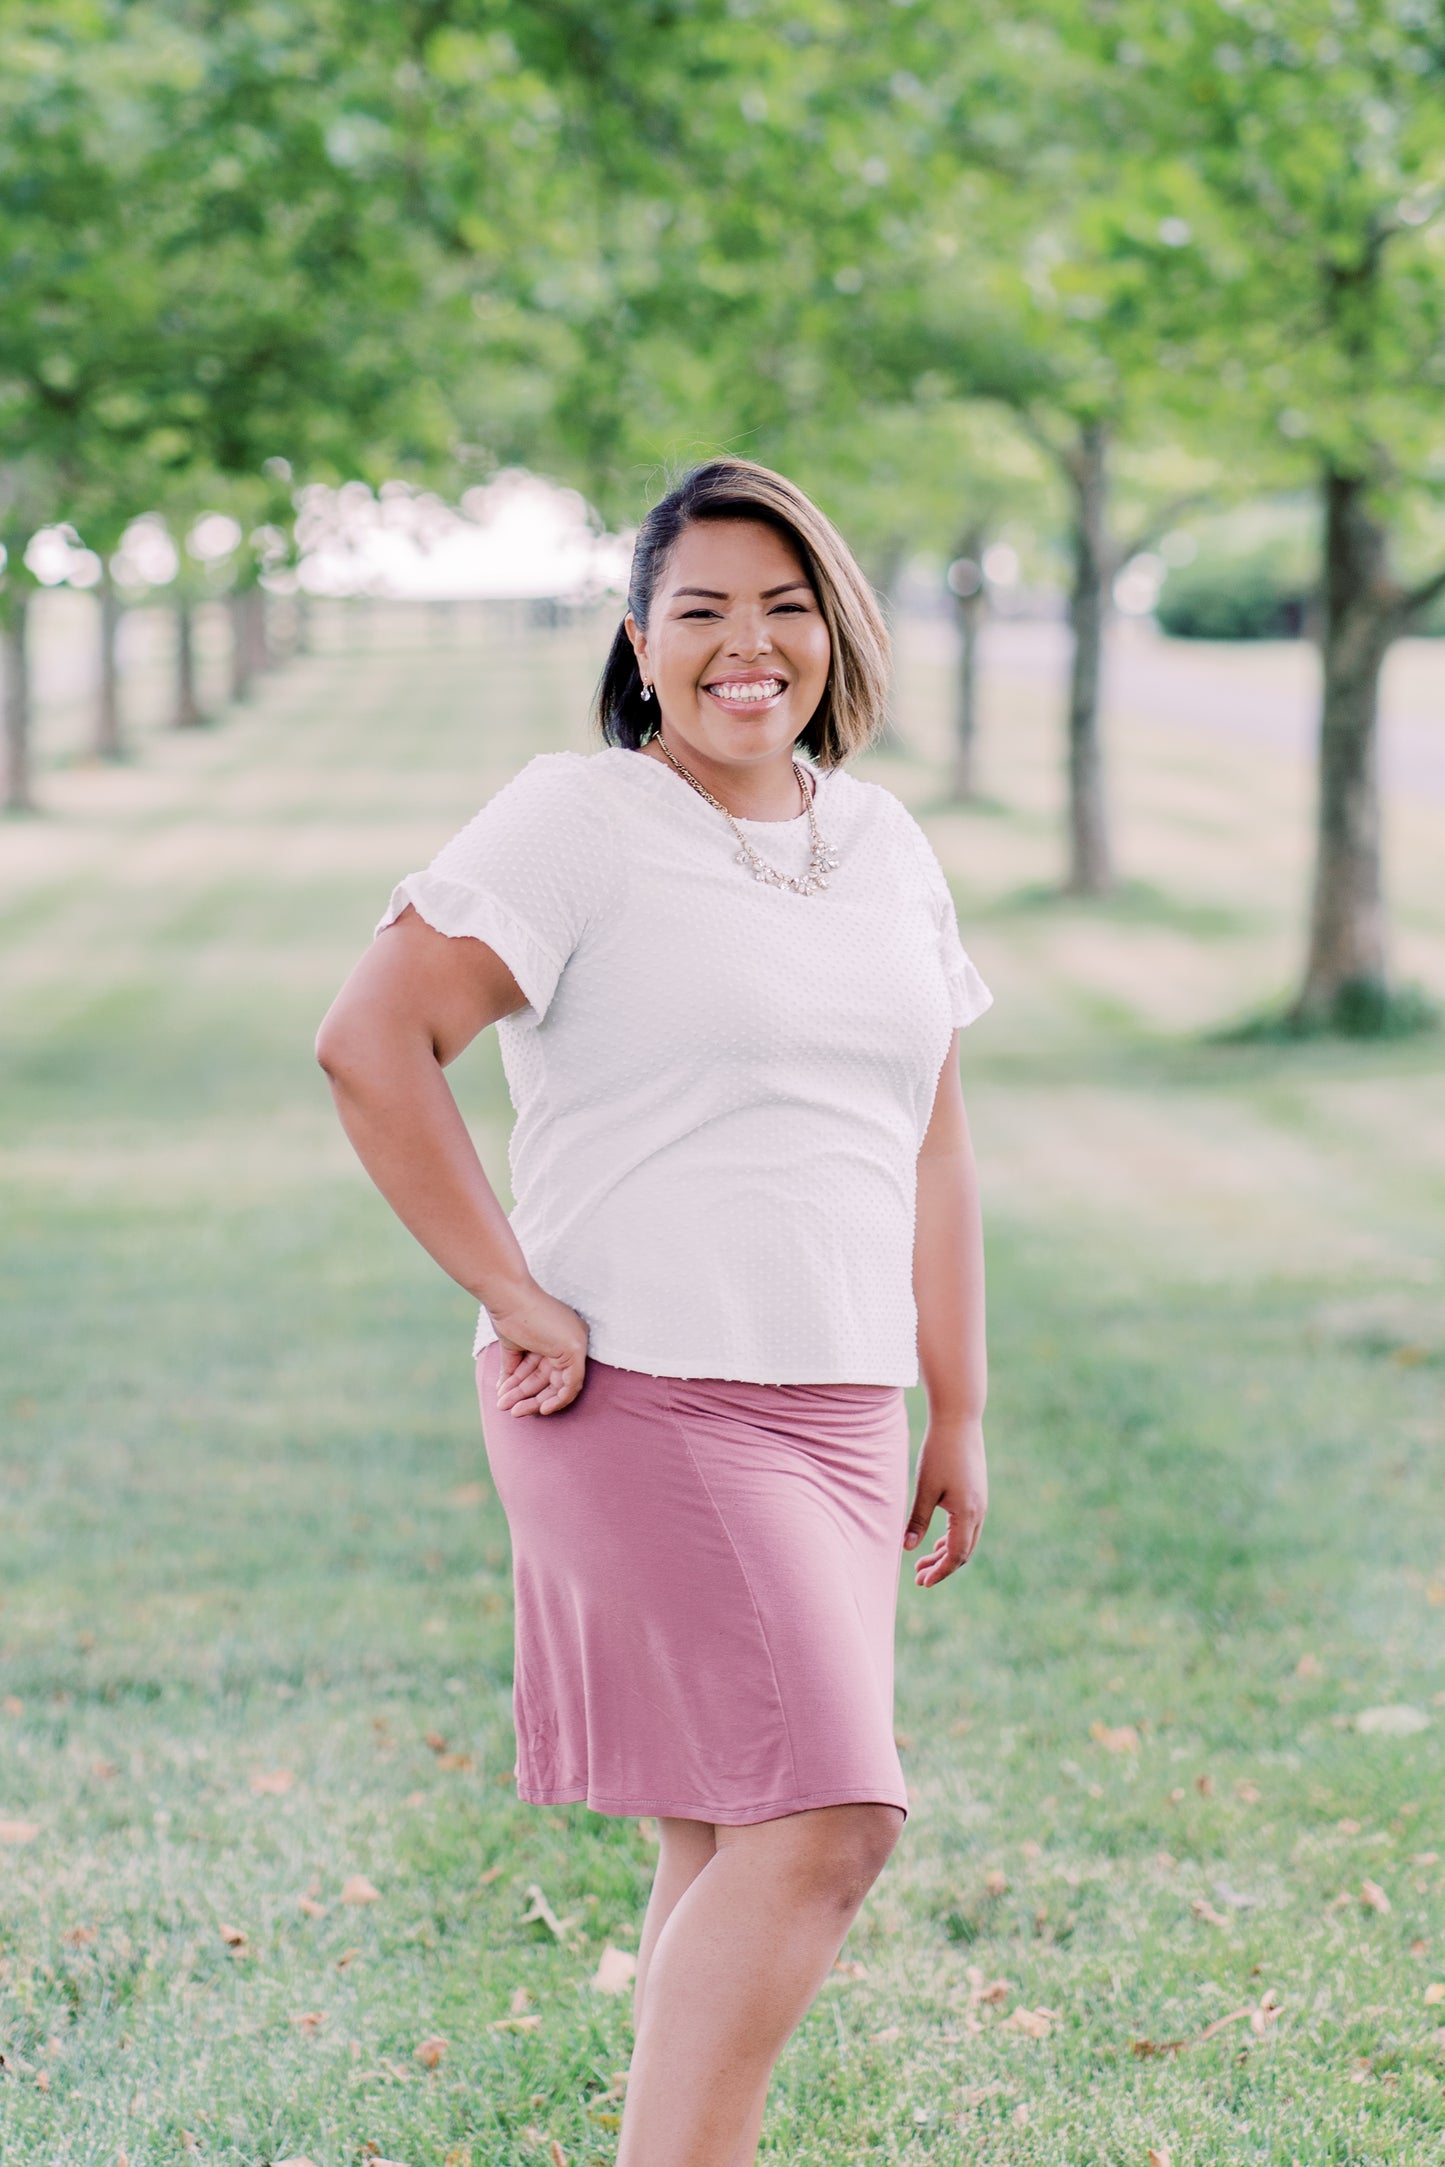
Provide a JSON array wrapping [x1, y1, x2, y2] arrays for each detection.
[[1410, 1850, 1440, 1866], [273, 2157, 318, 2166], [218, 1923, 249, 1950], [549, 2145, 567, 2167], [413, 2036, 447, 2069], [1235, 1780, 1261, 1804], [297, 1896, 327, 1919], [965, 1964, 1010, 2005], [1190, 1898, 1230, 1929], [869, 2024, 902, 2042], [335, 1948, 360, 1971], [592, 1944, 638, 1993], [341, 1874, 381, 1905], [1196, 1773, 1213, 1796], [984, 1869, 1009, 1896], [1133, 1994, 1280, 2059], [831, 1958, 868, 1979], [0, 1820, 40, 1845], [1424, 1983, 1445, 2005], [61, 1926, 97, 1947], [2, 1696, 22, 1716], [478, 1864, 505, 1886], [522, 1882, 580, 1941], [35, 2069, 49, 2092], [91, 1760, 118, 1780], [436, 1752, 474, 1772], [1360, 1879, 1392, 1915], [443, 2151, 472, 2167], [1090, 1721, 1140, 1754], [1410, 1938, 1429, 1956], [291, 2011, 327, 2034], [958, 2083, 1007, 2108], [423, 1731, 448, 1753], [1004, 2006, 1060, 2038], [1012, 2102, 1029, 2126], [450, 1481, 488, 1507], [510, 1987, 533, 2014], [1295, 1652, 1324, 1678], [1148, 2150, 1172, 2167], [249, 1768, 294, 1795], [1020, 1838, 1042, 1860], [489, 2014, 543, 2033], [1249, 1990, 1283, 2036]]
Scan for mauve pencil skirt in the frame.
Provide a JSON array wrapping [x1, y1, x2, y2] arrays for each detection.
[[476, 1342, 913, 1825]]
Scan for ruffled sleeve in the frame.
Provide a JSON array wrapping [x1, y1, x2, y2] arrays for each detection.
[[374, 752, 616, 1020], [907, 814, 993, 1030]]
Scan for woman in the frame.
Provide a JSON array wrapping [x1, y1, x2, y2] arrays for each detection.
[[316, 457, 992, 2166]]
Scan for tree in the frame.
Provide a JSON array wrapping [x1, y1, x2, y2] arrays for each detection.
[[1105, 0, 1445, 1028]]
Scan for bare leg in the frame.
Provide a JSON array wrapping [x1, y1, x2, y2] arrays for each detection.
[[617, 1801, 903, 2167], [632, 1815, 718, 2033]]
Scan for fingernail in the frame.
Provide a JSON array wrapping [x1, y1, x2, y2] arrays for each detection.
[[903, 1532, 918, 1548]]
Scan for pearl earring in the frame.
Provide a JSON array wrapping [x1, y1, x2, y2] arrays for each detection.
[[640, 682, 652, 703]]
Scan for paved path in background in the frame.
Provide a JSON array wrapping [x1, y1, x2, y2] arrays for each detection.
[[930, 615, 1445, 803]]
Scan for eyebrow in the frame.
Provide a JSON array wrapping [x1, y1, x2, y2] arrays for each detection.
[[670, 582, 813, 600]]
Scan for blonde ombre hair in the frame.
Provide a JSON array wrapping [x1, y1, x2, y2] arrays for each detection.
[[593, 458, 891, 768]]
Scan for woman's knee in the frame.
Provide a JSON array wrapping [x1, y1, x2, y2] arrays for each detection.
[[751, 1802, 903, 1914]]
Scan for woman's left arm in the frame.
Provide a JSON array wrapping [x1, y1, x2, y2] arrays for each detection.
[[904, 1032, 988, 1587]]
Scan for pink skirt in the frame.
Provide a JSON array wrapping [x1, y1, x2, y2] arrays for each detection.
[[476, 1344, 912, 1825]]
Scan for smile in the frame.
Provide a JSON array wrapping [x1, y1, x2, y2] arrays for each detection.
[[702, 676, 786, 706]]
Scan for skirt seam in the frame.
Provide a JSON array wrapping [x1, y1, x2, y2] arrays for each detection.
[[657, 1372, 803, 1805]]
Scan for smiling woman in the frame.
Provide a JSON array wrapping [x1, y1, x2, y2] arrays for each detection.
[[316, 456, 993, 2167], [595, 456, 891, 791]]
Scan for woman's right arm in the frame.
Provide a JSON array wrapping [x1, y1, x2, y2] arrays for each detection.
[[314, 903, 589, 1415]]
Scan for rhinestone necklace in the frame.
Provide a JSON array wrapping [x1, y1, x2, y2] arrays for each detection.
[[653, 735, 840, 897]]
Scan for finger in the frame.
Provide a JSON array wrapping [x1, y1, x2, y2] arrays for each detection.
[[902, 1495, 937, 1551], [497, 1354, 545, 1401], [537, 1360, 586, 1414]]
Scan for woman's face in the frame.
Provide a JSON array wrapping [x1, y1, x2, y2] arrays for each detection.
[[626, 519, 832, 767]]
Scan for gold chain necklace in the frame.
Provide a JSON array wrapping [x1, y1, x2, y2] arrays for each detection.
[[653, 735, 840, 897]]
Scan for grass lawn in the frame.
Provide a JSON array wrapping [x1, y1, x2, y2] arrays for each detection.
[[1, 604, 1443, 2165]]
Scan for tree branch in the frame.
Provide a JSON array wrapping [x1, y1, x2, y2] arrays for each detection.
[[1399, 556, 1445, 625], [1117, 488, 1213, 565]]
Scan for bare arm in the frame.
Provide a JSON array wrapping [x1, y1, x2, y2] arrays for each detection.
[[315, 904, 588, 1415], [903, 1033, 988, 1585]]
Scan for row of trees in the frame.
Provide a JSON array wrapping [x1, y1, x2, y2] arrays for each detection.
[[5, 0, 1445, 1034]]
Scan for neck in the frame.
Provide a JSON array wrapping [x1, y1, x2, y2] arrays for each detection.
[[647, 730, 805, 820]]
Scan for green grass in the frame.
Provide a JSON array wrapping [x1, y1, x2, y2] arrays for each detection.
[[2, 607, 1443, 2164]]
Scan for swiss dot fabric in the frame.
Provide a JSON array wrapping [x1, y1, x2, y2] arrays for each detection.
[[376, 746, 992, 1385]]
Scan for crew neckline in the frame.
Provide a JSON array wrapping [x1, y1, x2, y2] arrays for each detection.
[[605, 744, 831, 828]]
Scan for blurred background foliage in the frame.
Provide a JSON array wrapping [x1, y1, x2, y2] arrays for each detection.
[[3, 0, 1445, 1031]]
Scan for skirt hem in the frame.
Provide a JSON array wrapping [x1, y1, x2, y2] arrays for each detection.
[[516, 1781, 910, 1826]]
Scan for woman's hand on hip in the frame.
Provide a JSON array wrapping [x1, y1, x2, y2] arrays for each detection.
[[902, 1416, 987, 1587], [488, 1282, 590, 1416]]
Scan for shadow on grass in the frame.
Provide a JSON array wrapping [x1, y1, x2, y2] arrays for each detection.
[[1211, 977, 1441, 1045], [981, 875, 1257, 939]]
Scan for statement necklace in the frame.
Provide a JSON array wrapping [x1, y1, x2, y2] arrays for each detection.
[[653, 735, 840, 897]]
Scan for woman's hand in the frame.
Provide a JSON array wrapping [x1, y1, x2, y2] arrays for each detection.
[[902, 1416, 987, 1587], [488, 1281, 590, 1416]]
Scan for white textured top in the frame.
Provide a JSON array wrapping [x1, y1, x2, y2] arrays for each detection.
[[376, 746, 992, 1384]]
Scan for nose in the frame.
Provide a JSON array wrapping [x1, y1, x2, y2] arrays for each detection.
[[725, 608, 773, 660]]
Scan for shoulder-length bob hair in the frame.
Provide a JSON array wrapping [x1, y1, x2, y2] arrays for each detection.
[[593, 458, 890, 768]]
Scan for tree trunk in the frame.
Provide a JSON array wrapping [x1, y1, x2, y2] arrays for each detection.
[[229, 592, 253, 703], [293, 591, 312, 655], [95, 572, 123, 760], [1292, 469, 1394, 1024], [2, 590, 34, 813], [1064, 419, 1114, 895], [246, 585, 273, 674], [174, 596, 203, 728], [948, 531, 986, 801]]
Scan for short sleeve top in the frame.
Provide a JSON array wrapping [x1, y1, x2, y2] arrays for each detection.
[[376, 747, 992, 1385]]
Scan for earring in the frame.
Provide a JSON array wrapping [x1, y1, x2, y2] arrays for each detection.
[[640, 682, 652, 703]]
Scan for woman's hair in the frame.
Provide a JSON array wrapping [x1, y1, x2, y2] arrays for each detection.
[[592, 458, 891, 767]]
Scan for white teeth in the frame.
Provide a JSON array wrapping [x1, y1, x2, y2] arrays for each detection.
[[707, 679, 783, 703]]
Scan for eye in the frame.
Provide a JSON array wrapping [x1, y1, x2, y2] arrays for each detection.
[[678, 607, 720, 619], [770, 602, 808, 614]]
